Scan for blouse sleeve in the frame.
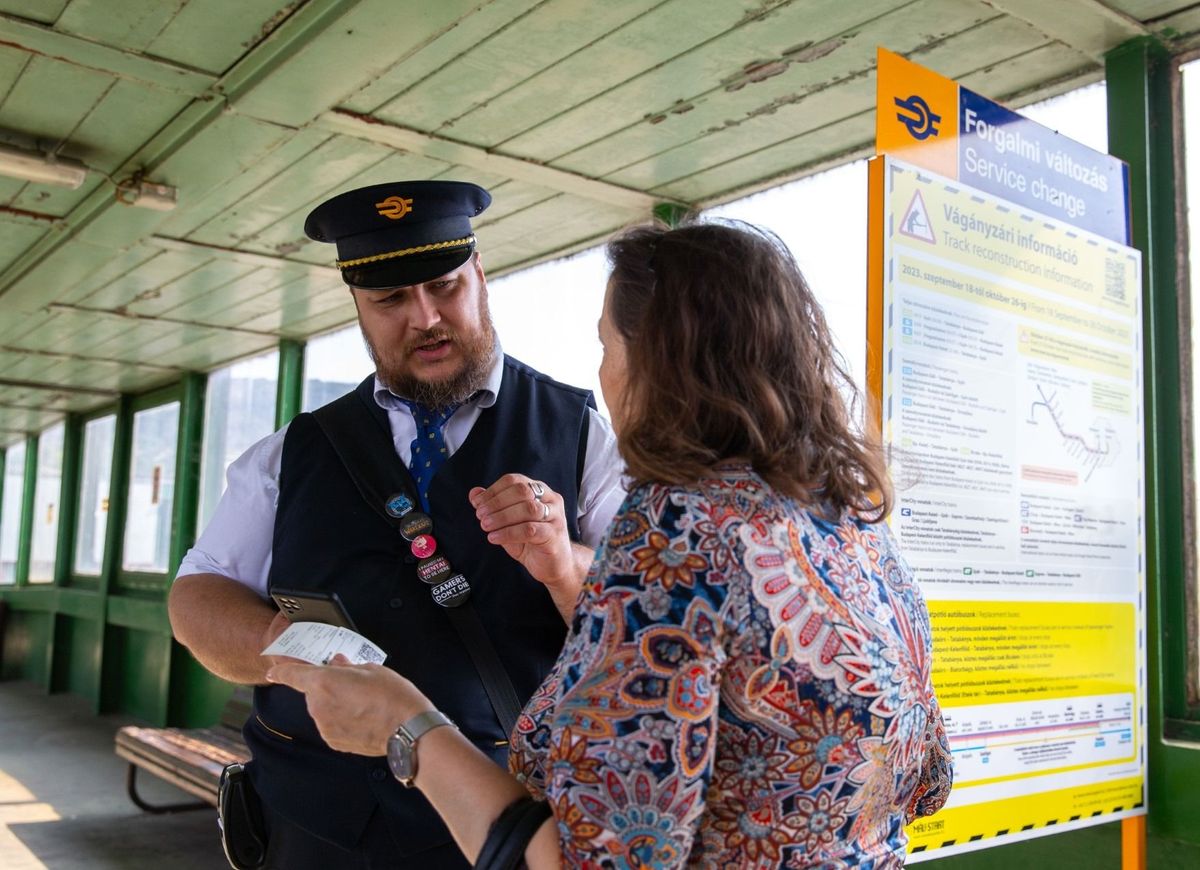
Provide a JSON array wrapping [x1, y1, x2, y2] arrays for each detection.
[[905, 568, 954, 821], [906, 691, 953, 821], [540, 484, 734, 868]]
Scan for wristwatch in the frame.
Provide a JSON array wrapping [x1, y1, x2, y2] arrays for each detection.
[[386, 710, 456, 787]]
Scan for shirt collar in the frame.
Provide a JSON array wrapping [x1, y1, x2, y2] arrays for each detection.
[[372, 346, 503, 413]]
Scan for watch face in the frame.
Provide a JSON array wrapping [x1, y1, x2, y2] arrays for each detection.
[[387, 732, 416, 784]]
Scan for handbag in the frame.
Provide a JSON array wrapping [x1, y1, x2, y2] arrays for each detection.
[[217, 762, 268, 870]]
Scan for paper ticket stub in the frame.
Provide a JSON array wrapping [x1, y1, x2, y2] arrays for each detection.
[[262, 622, 386, 666]]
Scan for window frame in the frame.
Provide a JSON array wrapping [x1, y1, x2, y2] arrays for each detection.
[[26, 420, 69, 586], [0, 435, 33, 587], [115, 383, 185, 593], [68, 403, 120, 588], [1165, 48, 1200, 739]]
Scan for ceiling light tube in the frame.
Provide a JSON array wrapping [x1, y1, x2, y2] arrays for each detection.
[[0, 143, 87, 189]]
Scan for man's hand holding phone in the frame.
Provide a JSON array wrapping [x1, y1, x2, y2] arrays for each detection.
[[260, 590, 384, 666]]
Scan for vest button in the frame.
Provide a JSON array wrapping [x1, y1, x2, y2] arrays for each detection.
[[389, 597, 403, 609], [371, 768, 388, 781]]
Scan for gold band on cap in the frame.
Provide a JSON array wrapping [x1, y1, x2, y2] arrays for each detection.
[[335, 235, 476, 269]]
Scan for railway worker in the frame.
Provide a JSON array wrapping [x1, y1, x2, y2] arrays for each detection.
[[168, 180, 625, 869]]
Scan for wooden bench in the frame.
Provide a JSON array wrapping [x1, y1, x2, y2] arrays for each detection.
[[115, 686, 252, 813]]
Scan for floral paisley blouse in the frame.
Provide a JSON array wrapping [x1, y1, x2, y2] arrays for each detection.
[[508, 467, 952, 869]]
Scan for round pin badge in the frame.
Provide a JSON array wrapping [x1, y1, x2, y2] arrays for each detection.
[[416, 554, 453, 585], [399, 511, 433, 541], [384, 493, 415, 518], [431, 573, 471, 608], [410, 534, 437, 559]]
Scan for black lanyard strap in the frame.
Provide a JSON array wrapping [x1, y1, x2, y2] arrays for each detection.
[[311, 393, 523, 737]]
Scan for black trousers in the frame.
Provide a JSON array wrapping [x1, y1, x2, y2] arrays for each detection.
[[261, 800, 470, 870]]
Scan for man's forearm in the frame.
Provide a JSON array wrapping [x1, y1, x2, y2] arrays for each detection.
[[168, 573, 280, 685]]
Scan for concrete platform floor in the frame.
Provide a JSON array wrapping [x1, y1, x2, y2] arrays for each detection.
[[0, 681, 227, 869]]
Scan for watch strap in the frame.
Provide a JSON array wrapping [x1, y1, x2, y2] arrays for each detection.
[[398, 709, 455, 744]]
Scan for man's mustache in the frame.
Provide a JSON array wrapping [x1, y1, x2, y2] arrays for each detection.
[[405, 330, 456, 354]]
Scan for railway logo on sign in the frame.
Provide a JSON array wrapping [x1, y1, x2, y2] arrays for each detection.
[[894, 94, 941, 140]]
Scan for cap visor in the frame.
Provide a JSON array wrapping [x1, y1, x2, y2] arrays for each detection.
[[343, 248, 473, 290]]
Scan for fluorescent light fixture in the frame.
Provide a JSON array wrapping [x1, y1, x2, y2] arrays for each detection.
[[126, 180, 177, 211], [0, 142, 87, 188]]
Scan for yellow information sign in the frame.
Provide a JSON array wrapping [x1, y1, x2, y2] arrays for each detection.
[[871, 52, 1145, 862]]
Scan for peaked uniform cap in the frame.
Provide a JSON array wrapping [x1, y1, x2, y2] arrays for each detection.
[[304, 180, 491, 289]]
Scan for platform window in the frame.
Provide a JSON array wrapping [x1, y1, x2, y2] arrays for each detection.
[[198, 351, 279, 529], [122, 402, 180, 574], [28, 423, 65, 583], [490, 248, 609, 417], [302, 325, 373, 412], [0, 440, 26, 584], [74, 415, 116, 576]]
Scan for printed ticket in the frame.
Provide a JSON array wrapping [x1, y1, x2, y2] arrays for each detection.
[[262, 622, 386, 666]]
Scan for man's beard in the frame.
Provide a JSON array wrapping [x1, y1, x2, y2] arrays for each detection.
[[364, 314, 497, 410]]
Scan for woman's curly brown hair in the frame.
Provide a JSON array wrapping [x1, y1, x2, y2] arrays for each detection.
[[605, 219, 892, 521]]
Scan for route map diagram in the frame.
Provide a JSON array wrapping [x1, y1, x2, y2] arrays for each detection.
[[1025, 384, 1120, 482]]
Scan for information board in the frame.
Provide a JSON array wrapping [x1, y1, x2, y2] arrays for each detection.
[[871, 50, 1146, 860]]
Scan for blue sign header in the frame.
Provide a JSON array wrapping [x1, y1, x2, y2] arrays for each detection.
[[957, 88, 1129, 244]]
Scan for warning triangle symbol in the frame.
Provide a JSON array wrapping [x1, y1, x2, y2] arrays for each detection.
[[899, 190, 936, 244]]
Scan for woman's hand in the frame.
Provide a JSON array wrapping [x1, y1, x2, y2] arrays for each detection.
[[266, 658, 434, 756]]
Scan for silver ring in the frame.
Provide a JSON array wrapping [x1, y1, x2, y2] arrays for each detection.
[[540, 501, 550, 521], [529, 481, 546, 501]]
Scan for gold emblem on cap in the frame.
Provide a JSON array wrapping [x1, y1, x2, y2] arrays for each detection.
[[376, 196, 414, 220]]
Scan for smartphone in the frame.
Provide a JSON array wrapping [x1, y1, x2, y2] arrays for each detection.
[[270, 588, 358, 632]]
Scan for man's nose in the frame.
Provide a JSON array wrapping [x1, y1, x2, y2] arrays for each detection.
[[409, 288, 441, 330]]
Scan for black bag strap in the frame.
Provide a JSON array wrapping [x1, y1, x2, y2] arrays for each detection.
[[474, 796, 552, 870], [311, 393, 523, 737]]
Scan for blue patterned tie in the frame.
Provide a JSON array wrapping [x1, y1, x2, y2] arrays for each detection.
[[403, 401, 459, 511]]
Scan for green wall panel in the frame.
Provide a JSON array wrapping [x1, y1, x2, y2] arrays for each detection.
[[168, 644, 235, 729], [101, 625, 169, 723], [51, 613, 102, 699], [0, 609, 51, 685]]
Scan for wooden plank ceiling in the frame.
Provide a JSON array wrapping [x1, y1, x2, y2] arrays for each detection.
[[0, 0, 1197, 439]]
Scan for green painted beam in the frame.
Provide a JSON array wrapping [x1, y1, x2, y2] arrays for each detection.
[[275, 338, 304, 428], [0, 12, 217, 96], [0, 587, 57, 611], [1105, 37, 1200, 844], [55, 587, 104, 620], [0, 0, 363, 314], [104, 596, 169, 633]]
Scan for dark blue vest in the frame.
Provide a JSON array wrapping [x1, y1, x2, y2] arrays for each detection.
[[248, 357, 591, 857]]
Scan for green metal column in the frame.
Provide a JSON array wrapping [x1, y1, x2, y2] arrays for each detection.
[[96, 396, 133, 714], [1105, 37, 1200, 844], [168, 373, 206, 577], [99, 397, 133, 597], [14, 435, 37, 587], [653, 201, 692, 227], [276, 338, 305, 427], [53, 414, 83, 586]]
